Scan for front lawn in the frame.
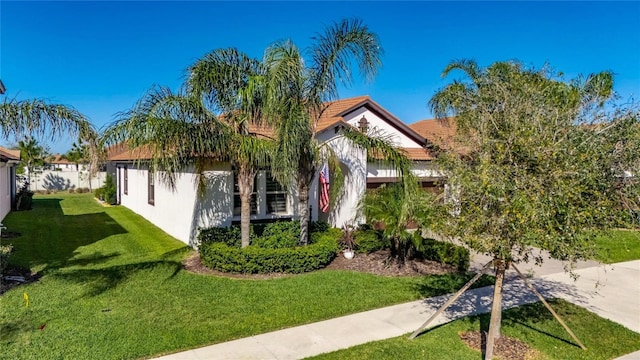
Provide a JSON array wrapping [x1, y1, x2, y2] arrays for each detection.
[[593, 229, 640, 263], [1, 193, 489, 360], [308, 299, 640, 360]]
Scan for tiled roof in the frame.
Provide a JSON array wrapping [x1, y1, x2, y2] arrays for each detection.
[[409, 117, 470, 155], [109, 144, 155, 161], [0, 146, 20, 161], [50, 155, 73, 165], [109, 96, 433, 161], [315, 95, 370, 132], [402, 148, 435, 161]]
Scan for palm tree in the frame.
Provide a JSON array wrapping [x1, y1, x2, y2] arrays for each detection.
[[362, 183, 437, 263], [103, 49, 273, 248], [1, 98, 97, 187], [17, 138, 48, 177], [0, 98, 95, 142], [264, 19, 413, 245]]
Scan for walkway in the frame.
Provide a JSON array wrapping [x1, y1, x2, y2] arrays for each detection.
[[155, 259, 640, 360]]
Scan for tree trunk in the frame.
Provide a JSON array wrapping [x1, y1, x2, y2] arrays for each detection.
[[238, 166, 255, 248], [298, 181, 310, 246], [485, 259, 507, 360]]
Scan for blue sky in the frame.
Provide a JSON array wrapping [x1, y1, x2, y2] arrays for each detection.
[[1, 1, 639, 154]]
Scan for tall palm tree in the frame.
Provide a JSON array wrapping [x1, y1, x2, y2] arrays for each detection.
[[103, 49, 273, 248], [264, 19, 413, 245]]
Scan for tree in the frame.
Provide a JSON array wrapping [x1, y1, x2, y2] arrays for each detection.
[[0, 98, 97, 184], [103, 77, 272, 248], [418, 60, 631, 358], [16, 138, 48, 176], [62, 142, 87, 171], [362, 183, 438, 263], [265, 19, 412, 245]]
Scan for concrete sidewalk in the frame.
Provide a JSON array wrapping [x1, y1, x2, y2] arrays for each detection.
[[155, 260, 640, 360]]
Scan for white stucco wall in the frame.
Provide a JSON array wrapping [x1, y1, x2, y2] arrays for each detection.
[[0, 164, 11, 221], [342, 107, 423, 148], [117, 163, 232, 246], [116, 163, 298, 246], [367, 161, 444, 179], [29, 170, 106, 191], [314, 128, 367, 228]]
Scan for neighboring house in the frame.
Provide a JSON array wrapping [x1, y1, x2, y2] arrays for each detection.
[[0, 147, 20, 221], [48, 154, 83, 171], [108, 96, 456, 246]]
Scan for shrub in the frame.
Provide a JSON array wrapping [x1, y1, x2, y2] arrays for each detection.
[[93, 187, 104, 199], [15, 180, 34, 211], [354, 228, 388, 253], [68, 188, 76, 194], [0, 244, 13, 275], [199, 228, 341, 274], [418, 237, 470, 271], [197, 226, 243, 248], [102, 174, 117, 204], [254, 221, 299, 248]]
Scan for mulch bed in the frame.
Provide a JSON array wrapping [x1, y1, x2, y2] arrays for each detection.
[[183, 249, 458, 279], [0, 266, 40, 296], [459, 331, 538, 360]]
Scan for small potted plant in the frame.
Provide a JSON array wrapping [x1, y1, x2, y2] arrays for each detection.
[[340, 223, 356, 259]]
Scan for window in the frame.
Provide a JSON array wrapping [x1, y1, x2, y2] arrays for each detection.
[[233, 172, 257, 216], [123, 167, 128, 195], [148, 170, 155, 205], [266, 173, 287, 215]]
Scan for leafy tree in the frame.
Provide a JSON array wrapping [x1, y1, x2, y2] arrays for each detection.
[[425, 60, 632, 358], [265, 19, 413, 245], [62, 142, 87, 171]]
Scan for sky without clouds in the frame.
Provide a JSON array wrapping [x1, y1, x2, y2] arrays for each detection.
[[1, 1, 639, 154]]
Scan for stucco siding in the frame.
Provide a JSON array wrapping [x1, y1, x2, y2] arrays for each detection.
[[117, 164, 234, 246], [367, 161, 443, 179], [343, 107, 423, 148], [0, 164, 11, 222]]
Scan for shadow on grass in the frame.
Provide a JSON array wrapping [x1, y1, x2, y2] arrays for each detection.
[[412, 275, 590, 349], [5, 197, 128, 274], [53, 260, 184, 297]]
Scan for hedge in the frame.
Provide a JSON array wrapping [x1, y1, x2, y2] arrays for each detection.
[[199, 228, 341, 274], [419, 237, 470, 271]]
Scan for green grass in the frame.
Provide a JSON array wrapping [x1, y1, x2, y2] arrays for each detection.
[[593, 229, 640, 263], [0, 193, 492, 360], [308, 299, 640, 360]]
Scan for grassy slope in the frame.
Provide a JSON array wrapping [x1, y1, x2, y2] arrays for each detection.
[[0, 193, 490, 360], [309, 300, 640, 360]]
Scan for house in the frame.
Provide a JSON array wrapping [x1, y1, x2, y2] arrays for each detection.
[[0, 147, 20, 221], [47, 154, 82, 171], [108, 96, 456, 246]]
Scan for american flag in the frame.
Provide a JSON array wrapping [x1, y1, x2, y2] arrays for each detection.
[[319, 163, 330, 213]]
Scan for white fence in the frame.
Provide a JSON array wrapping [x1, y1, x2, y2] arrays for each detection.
[[27, 170, 107, 191]]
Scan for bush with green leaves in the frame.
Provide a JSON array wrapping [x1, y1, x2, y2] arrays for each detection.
[[0, 244, 13, 275], [353, 228, 388, 253], [199, 228, 341, 273], [418, 236, 470, 272], [197, 226, 244, 248]]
